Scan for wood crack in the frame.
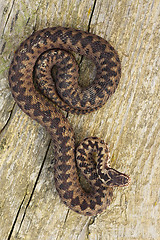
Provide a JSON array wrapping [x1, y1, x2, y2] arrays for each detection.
[[7, 190, 28, 240], [87, 0, 97, 32], [0, 102, 16, 135], [79, 0, 97, 66], [8, 140, 52, 239], [2, 0, 16, 38], [56, 210, 70, 240]]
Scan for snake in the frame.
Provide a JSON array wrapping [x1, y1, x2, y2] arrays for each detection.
[[8, 27, 130, 216]]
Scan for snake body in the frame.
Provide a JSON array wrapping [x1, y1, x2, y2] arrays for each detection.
[[8, 27, 130, 216]]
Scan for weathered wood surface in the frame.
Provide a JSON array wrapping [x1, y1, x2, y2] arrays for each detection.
[[0, 0, 160, 239]]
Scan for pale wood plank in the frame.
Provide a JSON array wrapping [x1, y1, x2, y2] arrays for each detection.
[[0, 0, 160, 239]]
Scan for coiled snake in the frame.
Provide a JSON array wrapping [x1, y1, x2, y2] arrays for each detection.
[[8, 27, 130, 216]]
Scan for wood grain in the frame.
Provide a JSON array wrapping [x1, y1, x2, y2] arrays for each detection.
[[0, 0, 159, 239]]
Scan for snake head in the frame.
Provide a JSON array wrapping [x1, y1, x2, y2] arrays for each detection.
[[101, 168, 131, 187]]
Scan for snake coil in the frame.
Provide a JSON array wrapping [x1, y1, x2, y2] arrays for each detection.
[[9, 27, 130, 216]]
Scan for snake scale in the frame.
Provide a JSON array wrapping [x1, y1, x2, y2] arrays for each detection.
[[8, 27, 130, 216]]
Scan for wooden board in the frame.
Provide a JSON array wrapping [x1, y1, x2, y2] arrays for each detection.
[[0, 0, 160, 239]]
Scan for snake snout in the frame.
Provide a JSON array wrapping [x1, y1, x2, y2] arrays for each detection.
[[115, 174, 130, 187]]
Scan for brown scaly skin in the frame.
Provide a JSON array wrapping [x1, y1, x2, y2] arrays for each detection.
[[8, 27, 130, 216]]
